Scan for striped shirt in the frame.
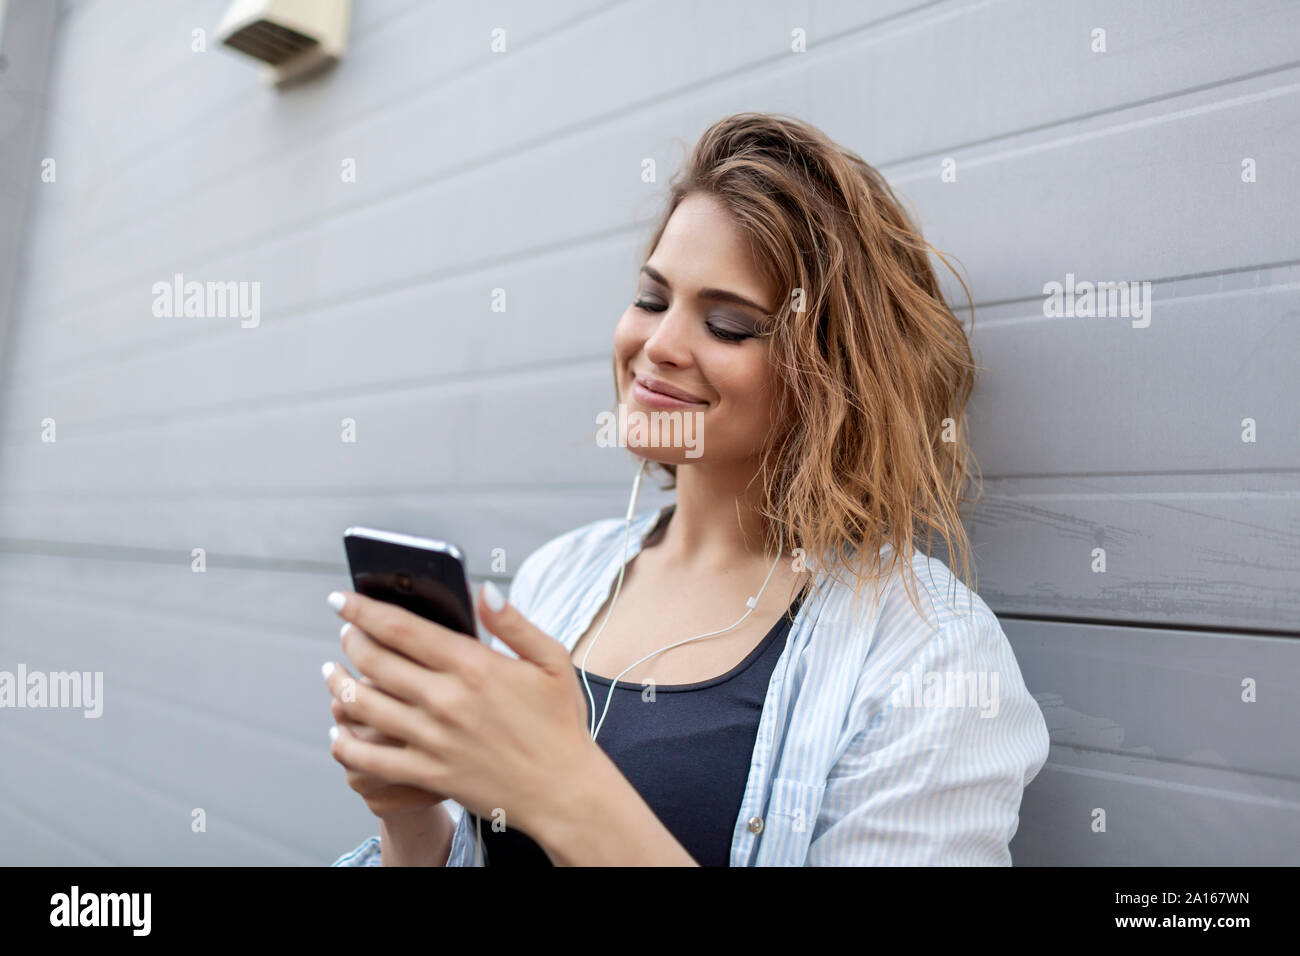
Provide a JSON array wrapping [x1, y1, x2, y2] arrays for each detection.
[[332, 504, 1050, 867]]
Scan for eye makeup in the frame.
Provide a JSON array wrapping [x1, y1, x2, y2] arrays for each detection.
[[631, 297, 759, 343]]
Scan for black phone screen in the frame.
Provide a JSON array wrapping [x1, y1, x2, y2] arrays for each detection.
[[343, 530, 476, 637]]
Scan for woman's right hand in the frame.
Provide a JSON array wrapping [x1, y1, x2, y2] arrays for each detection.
[[328, 672, 448, 819]]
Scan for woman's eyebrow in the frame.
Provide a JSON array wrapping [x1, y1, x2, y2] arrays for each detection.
[[640, 265, 772, 316]]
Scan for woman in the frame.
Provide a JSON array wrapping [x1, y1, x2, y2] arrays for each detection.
[[325, 113, 1050, 866]]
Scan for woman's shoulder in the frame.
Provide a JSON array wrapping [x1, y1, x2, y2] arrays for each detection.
[[817, 546, 1007, 661], [819, 548, 1047, 761], [859, 550, 1037, 713], [896, 548, 1000, 631]]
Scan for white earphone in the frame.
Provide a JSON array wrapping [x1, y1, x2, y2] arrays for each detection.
[[578, 458, 786, 742], [474, 458, 786, 865]]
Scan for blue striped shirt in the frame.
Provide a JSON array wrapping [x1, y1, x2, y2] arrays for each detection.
[[332, 505, 1050, 866]]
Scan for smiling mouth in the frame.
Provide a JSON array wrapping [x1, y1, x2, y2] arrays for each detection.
[[633, 374, 708, 405]]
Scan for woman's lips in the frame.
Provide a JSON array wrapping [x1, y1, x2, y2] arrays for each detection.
[[632, 376, 708, 409]]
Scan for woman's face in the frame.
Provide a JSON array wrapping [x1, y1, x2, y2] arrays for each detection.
[[613, 192, 784, 469]]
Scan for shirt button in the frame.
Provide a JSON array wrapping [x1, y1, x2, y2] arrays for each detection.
[[748, 816, 764, 834]]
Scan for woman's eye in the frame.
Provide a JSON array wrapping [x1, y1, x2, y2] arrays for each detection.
[[708, 323, 754, 343], [633, 298, 754, 343]]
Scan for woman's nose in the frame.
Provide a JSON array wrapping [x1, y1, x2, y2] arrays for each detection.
[[642, 305, 694, 368]]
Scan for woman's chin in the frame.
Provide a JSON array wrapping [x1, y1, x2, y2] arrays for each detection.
[[616, 410, 706, 463], [627, 446, 702, 467]]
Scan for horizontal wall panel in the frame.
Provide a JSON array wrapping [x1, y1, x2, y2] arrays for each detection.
[[0, 722, 325, 865], [0, 553, 344, 640], [1006, 616, 1300, 864], [0, 485, 669, 576], [0, 238, 642, 436], [0, 473, 1291, 631], [1005, 618, 1298, 781], [966, 273, 1300, 476], [0, 506, 679, 640], [0, 372, 636, 494], [1, 588, 346, 748], [1013, 756, 1300, 866], [967, 475, 1300, 633], [0, 800, 112, 866], [0, 552, 354, 635]]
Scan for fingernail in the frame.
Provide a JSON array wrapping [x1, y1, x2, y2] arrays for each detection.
[[339, 622, 351, 641], [327, 592, 347, 612], [329, 726, 339, 742], [482, 580, 506, 612], [321, 661, 335, 681]]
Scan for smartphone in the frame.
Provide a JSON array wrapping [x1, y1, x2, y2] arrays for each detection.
[[342, 527, 477, 638]]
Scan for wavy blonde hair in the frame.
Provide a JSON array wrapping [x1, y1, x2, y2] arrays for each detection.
[[628, 112, 983, 626]]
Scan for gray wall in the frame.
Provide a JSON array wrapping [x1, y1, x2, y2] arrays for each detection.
[[0, 0, 1295, 864]]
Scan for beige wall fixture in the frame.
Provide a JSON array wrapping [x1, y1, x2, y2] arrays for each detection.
[[216, 0, 351, 86]]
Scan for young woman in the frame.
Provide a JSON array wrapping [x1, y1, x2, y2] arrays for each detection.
[[325, 113, 1050, 867]]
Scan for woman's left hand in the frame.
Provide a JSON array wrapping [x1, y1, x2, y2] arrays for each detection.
[[324, 582, 597, 841]]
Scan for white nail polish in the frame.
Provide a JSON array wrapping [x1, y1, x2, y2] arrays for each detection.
[[339, 622, 350, 640], [483, 580, 506, 612], [321, 661, 335, 680], [329, 726, 339, 743], [327, 592, 346, 612]]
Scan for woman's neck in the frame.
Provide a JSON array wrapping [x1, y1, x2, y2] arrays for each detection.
[[652, 458, 778, 573]]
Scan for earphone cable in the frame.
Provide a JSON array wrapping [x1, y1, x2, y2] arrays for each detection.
[[579, 460, 786, 743]]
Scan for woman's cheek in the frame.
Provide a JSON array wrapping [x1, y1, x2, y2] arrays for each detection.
[[613, 307, 646, 346], [737, 373, 781, 455]]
